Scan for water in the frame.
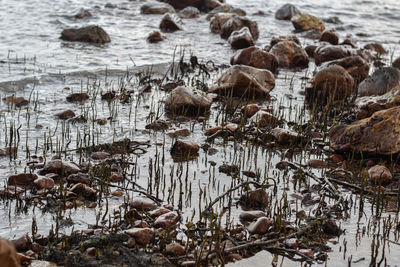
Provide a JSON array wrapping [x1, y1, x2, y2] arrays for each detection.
[[1, 0, 400, 266]]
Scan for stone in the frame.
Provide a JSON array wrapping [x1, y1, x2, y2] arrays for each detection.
[[74, 9, 92, 19], [149, 207, 171, 218], [270, 41, 309, 68], [239, 210, 266, 221], [275, 4, 301, 20], [178, 6, 200, 19], [126, 237, 136, 248], [0, 186, 24, 197], [165, 86, 212, 116], [239, 188, 268, 208], [307, 159, 327, 168], [305, 45, 317, 57], [110, 172, 124, 182], [3, 96, 29, 107], [319, 30, 339, 45], [206, 4, 246, 20], [326, 56, 369, 84], [249, 110, 279, 127], [364, 43, 387, 55], [210, 13, 237, 34], [34, 177, 55, 189], [66, 93, 89, 102], [307, 65, 355, 104], [171, 140, 200, 160], [165, 243, 185, 256], [55, 110, 75, 120], [154, 211, 179, 229], [231, 46, 278, 73], [130, 197, 158, 211], [0, 147, 16, 157], [91, 151, 110, 160], [392, 57, 400, 69], [242, 104, 261, 117], [42, 159, 80, 175], [228, 27, 254, 49], [140, 2, 175, 14], [166, 128, 191, 138], [11, 234, 31, 252], [314, 45, 357, 65], [368, 165, 392, 184], [124, 228, 155, 245], [329, 106, 400, 155], [322, 218, 341, 236], [291, 14, 325, 32], [61, 25, 110, 43], [204, 0, 223, 11], [247, 217, 273, 235], [209, 65, 275, 98], [270, 35, 300, 48], [271, 128, 303, 145], [67, 172, 90, 184], [0, 238, 20, 267], [145, 119, 170, 130], [357, 67, 400, 96], [159, 13, 183, 32], [7, 173, 37, 186], [220, 17, 259, 40], [70, 183, 97, 200], [147, 31, 165, 43]]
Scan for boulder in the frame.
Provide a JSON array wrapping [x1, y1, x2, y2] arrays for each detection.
[[220, 17, 259, 40], [130, 197, 158, 211], [357, 67, 400, 96], [42, 159, 80, 175], [140, 2, 175, 14], [319, 29, 339, 45], [124, 228, 155, 245], [368, 165, 392, 184], [329, 106, 400, 155], [291, 14, 325, 32], [228, 27, 254, 49], [164, 86, 212, 115], [326, 56, 369, 84], [270, 41, 309, 68], [61, 25, 110, 43], [275, 4, 301, 20], [249, 110, 279, 127], [154, 211, 179, 229], [160, 13, 183, 32], [210, 13, 237, 34], [209, 65, 275, 98], [241, 104, 261, 117], [91, 151, 111, 160], [239, 188, 269, 208], [149, 207, 171, 218], [314, 45, 357, 65], [7, 173, 37, 186], [166, 128, 191, 138], [231, 46, 278, 73], [305, 45, 318, 57], [307, 65, 355, 104], [178, 6, 200, 18], [0, 238, 20, 267], [247, 217, 273, 235], [171, 140, 200, 160]]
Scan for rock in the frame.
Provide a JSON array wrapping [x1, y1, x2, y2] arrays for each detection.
[[30, 260, 57, 267], [307, 65, 355, 104], [74, 9, 92, 19], [314, 45, 357, 65], [70, 183, 97, 200], [322, 218, 341, 236], [249, 110, 279, 127], [126, 237, 136, 248], [329, 106, 400, 155], [3, 96, 29, 107], [392, 57, 400, 69], [271, 128, 303, 145], [171, 140, 200, 160], [364, 43, 387, 55], [145, 119, 170, 130], [291, 14, 325, 32], [130, 197, 158, 211], [275, 4, 300, 20], [326, 56, 369, 84], [228, 27, 254, 49], [207, 4, 246, 20], [157, 0, 202, 10], [210, 13, 237, 34], [231, 46, 278, 73], [220, 17, 259, 40], [270, 41, 309, 68], [165, 243, 185, 256], [34, 177, 55, 190], [66, 93, 89, 102], [154, 211, 179, 229], [147, 31, 165, 43], [165, 86, 212, 115], [305, 45, 317, 57], [149, 207, 171, 218], [247, 217, 273, 235], [178, 6, 200, 18], [11, 234, 31, 252], [42, 159, 80, 175], [307, 159, 327, 168], [55, 110, 75, 120], [242, 104, 261, 117], [61, 25, 110, 43], [0, 186, 24, 197], [124, 228, 155, 245], [0, 147, 16, 157], [357, 67, 400, 96], [91, 151, 110, 160], [166, 128, 191, 138], [219, 164, 239, 175], [368, 165, 392, 184], [0, 238, 20, 267], [239, 210, 266, 221], [7, 173, 37, 186], [159, 13, 183, 32], [270, 35, 300, 48], [140, 2, 175, 14], [284, 238, 298, 249], [319, 29, 339, 45], [239, 188, 268, 208], [67, 172, 90, 184], [209, 65, 275, 98], [110, 172, 124, 183], [204, 0, 223, 11]]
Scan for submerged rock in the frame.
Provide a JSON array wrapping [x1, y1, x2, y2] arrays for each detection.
[[275, 4, 300, 20], [270, 35, 300, 48], [228, 27, 254, 49], [291, 14, 325, 32], [247, 217, 273, 235], [147, 31, 165, 43], [364, 43, 387, 55], [392, 57, 400, 69], [220, 16, 259, 40], [74, 9, 92, 19], [3, 96, 29, 107], [61, 25, 110, 43], [239, 188, 269, 208], [209, 65, 275, 98], [207, 4, 246, 20], [368, 165, 392, 184], [171, 140, 200, 160], [242, 104, 261, 117], [231, 46, 278, 73], [160, 13, 183, 32], [326, 56, 369, 84], [270, 41, 309, 68], [158, 0, 202, 10], [357, 67, 400, 96], [165, 86, 212, 115], [140, 2, 175, 14], [319, 29, 339, 45], [329, 106, 400, 155]]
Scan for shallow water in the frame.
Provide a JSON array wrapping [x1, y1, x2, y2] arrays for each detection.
[[1, 0, 400, 266]]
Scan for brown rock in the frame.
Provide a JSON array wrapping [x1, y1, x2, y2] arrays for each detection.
[[3, 96, 29, 107], [147, 31, 165, 43], [220, 16, 259, 40], [91, 151, 110, 160], [165, 243, 185, 256], [33, 177, 55, 189], [67, 172, 90, 184], [270, 41, 309, 68], [55, 110, 75, 120], [160, 13, 183, 33], [249, 110, 279, 127], [126, 237, 136, 248], [61, 25, 110, 43], [0, 186, 25, 197], [154, 211, 179, 229], [207, 4, 246, 21], [140, 2, 175, 14], [210, 13, 237, 34], [231, 46, 278, 73], [239, 210, 266, 221], [392, 57, 400, 69], [145, 119, 169, 131], [307, 159, 327, 168], [271, 128, 303, 145], [178, 6, 200, 18], [368, 165, 392, 184], [171, 140, 200, 160], [329, 106, 400, 155], [319, 29, 339, 45], [86, 247, 96, 257], [166, 128, 191, 138], [247, 217, 273, 234], [326, 56, 369, 84], [11, 234, 31, 252], [209, 65, 275, 98], [364, 43, 387, 55], [42, 159, 80, 175], [133, 220, 149, 228], [124, 228, 155, 245], [305, 45, 317, 57], [0, 238, 20, 267], [8, 173, 37, 186], [242, 104, 261, 117], [291, 13, 325, 32], [66, 93, 89, 102], [228, 27, 254, 49], [149, 207, 171, 218], [110, 172, 124, 182], [357, 67, 400, 97], [74, 9, 92, 19], [314, 45, 357, 65], [70, 183, 97, 200], [270, 35, 300, 48], [239, 188, 268, 208], [165, 86, 212, 116], [130, 197, 157, 211]]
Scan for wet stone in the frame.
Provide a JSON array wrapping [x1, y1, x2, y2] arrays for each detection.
[[210, 13, 237, 34], [159, 13, 183, 33], [34, 177, 55, 189], [239, 210, 266, 222], [314, 45, 358, 65], [357, 67, 400, 96], [91, 151, 110, 160], [42, 159, 80, 175], [326, 56, 369, 84], [231, 46, 278, 73], [149, 207, 171, 218], [124, 228, 155, 245], [140, 2, 175, 14], [242, 104, 261, 117], [228, 27, 254, 49], [220, 16, 259, 40], [207, 4, 246, 20], [249, 110, 279, 128], [319, 29, 339, 45], [171, 140, 200, 160], [291, 13, 325, 32], [165, 86, 212, 116], [368, 165, 392, 185], [70, 183, 97, 200], [270, 41, 309, 68], [157, 0, 202, 10], [275, 4, 300, 20], [166, 128, 191, 138], [0, 238, 20, 267], [154, 211, 179, 229], [66, 93, 89, 102], [8, 173, 37, 186], [61, 25, 110, 43], [271, 128, 303, 145], [247, 217, 273, 235], [147, 31, 165, 43], [145, 119, 170, 131], [0, 147, 16, 157], [74, 9, 92, 19], [178, 6, 200, 19], [364, 43, 387, 55], [239, 188, 269, 209], [165, 243, 185, 256], [307, 159, 328, 168], [11, 234, 31, 252], [3, 96, 29, 107], [55, 110, 75, 120], [67, 172, 90, 184], [130, 197, 158, 211]]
